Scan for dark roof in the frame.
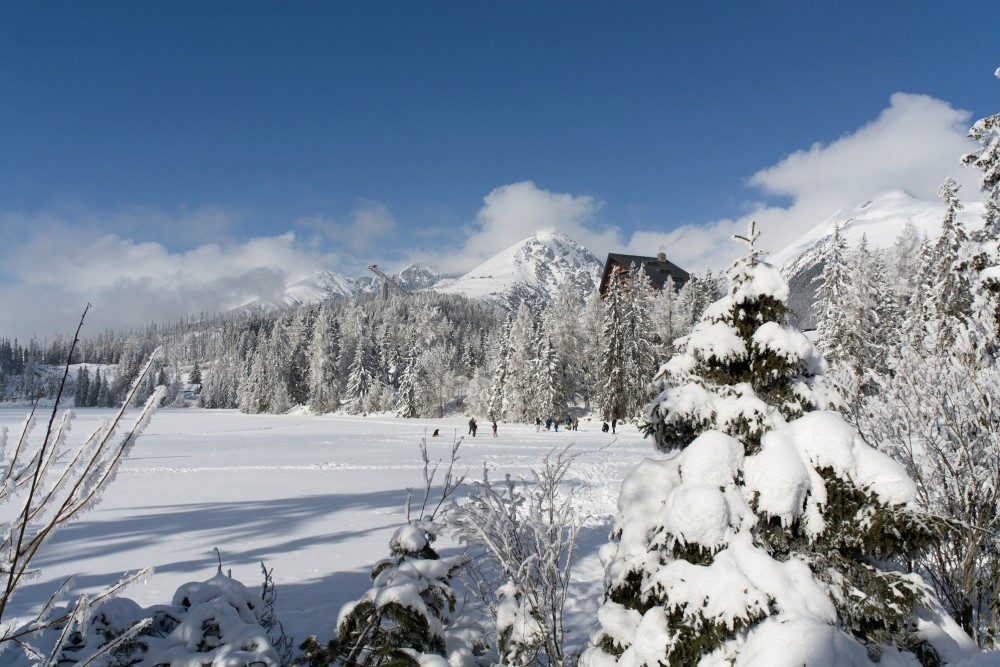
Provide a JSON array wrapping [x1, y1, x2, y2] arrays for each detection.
[[601, 253, 690, 294]]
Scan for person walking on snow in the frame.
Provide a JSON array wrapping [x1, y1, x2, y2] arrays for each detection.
[[491, 421, 498, 437], [471, 418, 478, 437]]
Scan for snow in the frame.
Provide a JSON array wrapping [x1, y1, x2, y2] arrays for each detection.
[[434, 229, 603, 306], [1, 404, 991, 665], [0, 406, 649, 656], [784, 411, 916, 505], [770, 190, 985, 272]]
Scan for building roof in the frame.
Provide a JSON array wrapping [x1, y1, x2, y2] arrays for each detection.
[[600, 253, 690, 295]]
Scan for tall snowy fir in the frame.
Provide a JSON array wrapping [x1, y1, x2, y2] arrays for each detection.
[[643, 223, 835, 454], [487, 317, 514, 422], [600, 270, 631, 423], [813, 224, 854, 372], [584, 223, 976, 667]]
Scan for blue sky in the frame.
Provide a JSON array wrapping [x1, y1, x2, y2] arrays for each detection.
[[1, 1, 997, 338]]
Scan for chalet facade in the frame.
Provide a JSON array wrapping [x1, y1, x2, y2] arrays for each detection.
[[599, 252, 690, 298]]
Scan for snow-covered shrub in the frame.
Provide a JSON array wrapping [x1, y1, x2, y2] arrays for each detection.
[[48, 567, 282, 667], [449, 446, 579, 667], [298, 436, 478, 667], [582, 224, 980, 667]]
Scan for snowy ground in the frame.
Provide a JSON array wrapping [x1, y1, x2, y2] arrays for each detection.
[[0, 406, 654, 653]]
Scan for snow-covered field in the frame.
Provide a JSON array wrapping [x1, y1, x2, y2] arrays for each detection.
[[0, 406, 652, 652]]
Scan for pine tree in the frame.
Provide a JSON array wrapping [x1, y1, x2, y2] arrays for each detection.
[[87, 368, 102, 407], [624, 266, 657, 418], [74, 367, 90, 407], [927, 178, 972, 344], [396, 359, 419, 418], [346, 340, 373, 414], [599, 269, 633, 422], [307, 306, 340, 414], [487, 317, 513, 421], [585, 223, 972, 667], [813, 224, 854, 370], [188, 361, 202, 386], [644, 223, 836, 454]]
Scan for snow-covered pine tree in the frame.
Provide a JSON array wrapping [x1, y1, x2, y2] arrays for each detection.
[[548, 281, 586, 408], [650, 274, 678, 363], [643, 223, 836, 454], [487, 317, 514, 422], [600, 269, 631, 423], [346, 337, 373, 415], [585, 223, 974, 667], [87, 368, 102, 407], [892, 219, 924, 304], [307, 305, 340, 414], [843, 235, 882, 390], [74, 366, 90, 407], [396, 357, 419, 418], [926, 178, 972, 345], [813, 224, 854, 371], [188, 361, 202, 386], [624, 265, 658, 419]]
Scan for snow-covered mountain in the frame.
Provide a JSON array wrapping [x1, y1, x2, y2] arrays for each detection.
[[433, 230, 603, 308], [773, 189, 984, 327], [233, 230, 602, 314]]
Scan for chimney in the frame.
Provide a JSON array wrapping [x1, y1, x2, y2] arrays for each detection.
[[657, 252, 666, 262]]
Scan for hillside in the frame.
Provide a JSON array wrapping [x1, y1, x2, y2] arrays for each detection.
[[773, 190, 984, 328]]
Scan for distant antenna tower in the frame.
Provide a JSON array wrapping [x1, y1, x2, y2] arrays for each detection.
[[368, 264, 410, 303]]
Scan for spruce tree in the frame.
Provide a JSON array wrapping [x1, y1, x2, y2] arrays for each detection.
[[600, 270, 631, 422], [396, 359, 418, 418], [643, 223, 835, 454], [487, 317, 513, 421], [74, 367, 90, 407], [188, 361, 202, 386], [585, 223, 970, 667], [813, 224, 853, 370]]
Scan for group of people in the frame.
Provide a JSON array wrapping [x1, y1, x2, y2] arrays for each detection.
[[537, 416, 579, 432], [468, 417, 497, 438], [431, 415, 619, 440]]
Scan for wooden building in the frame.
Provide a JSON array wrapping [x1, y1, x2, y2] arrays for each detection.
[[599, 252, 690, 298]]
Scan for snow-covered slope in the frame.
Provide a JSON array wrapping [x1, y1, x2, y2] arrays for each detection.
[[230, 231, 600, 314], [772, 190, 984, 327], [433, 229, 603, 308], [284, 270, 359, 305]]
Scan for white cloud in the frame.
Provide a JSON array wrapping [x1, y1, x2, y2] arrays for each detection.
[[625, 93, 982, 273], [0, 210, 340, 340], [432, 181, 623, 273], [295, 200, 397, 253]]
